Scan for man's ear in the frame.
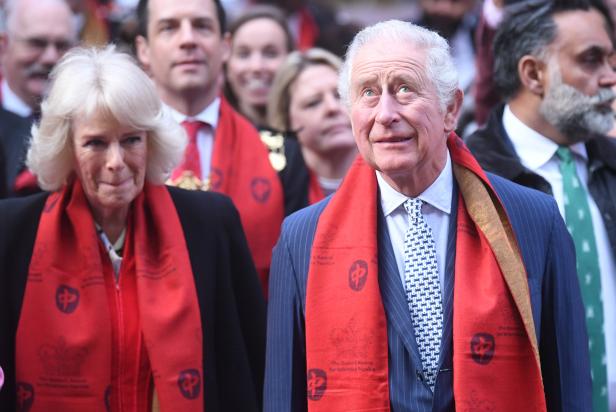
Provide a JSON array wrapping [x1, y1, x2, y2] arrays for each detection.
[[518, 55, 547, 96], [444, 88, 463, 132], [135, 35, 150, 70]]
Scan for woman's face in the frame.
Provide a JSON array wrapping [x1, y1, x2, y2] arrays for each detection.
[[227, 17, 289, 110], [72, 111, 148, 217], [289, 64, 355, 154]]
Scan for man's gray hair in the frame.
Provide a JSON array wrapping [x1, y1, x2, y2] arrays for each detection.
[[27, 46, 186, 190], [338, 19, 459, 111]]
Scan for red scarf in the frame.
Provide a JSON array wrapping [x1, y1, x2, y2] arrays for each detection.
[[297, 7, 319, 51], [211, 98, 284, 294], [16, 180, 204, 412], [305, 134, 546, 410]]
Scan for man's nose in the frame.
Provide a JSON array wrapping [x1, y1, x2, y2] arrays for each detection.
[[179, 21, 197, 46], [375, 93, 400, 125]]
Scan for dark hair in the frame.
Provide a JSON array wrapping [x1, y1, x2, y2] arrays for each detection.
[[493, 0, 614, 100], [228, 5, 294, 53], [136, 0, 227, 38]]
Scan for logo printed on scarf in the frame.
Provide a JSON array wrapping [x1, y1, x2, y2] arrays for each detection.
[[348, 260, 368, 291], [39, 337, 88, 377], [16, 382, 34, 412], [306, 369, 327, 401], [55, 285, 80, 313], [250, 177, 271, 203], [210, 167, 223, 190], [178, 369, 201, 399], [470, 333, 495, 364]]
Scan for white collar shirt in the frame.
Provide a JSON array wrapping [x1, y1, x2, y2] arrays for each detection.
[[377, 150, 453, 293], [1, 79, 32, 118]]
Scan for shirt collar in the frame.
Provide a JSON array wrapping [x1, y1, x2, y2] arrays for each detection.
[[164, 97, 220, 129], [503, 104, 587, 170], [1, 79, 32, 118], [378, 150, 453, 217]]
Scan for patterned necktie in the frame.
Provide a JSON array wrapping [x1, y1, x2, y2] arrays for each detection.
[[174, 120, 204, 180], [403, 198, 443, 390], [556, 146, 607, 412]]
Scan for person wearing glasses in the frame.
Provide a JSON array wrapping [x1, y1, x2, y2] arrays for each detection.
[[0, 0, 77, 196]]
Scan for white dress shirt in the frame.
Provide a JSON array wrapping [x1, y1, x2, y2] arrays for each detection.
[[377, 151, 453, 293], [165, 98, 220, 176], [503, 104, 616, 411], [1, 79, 32, 118]]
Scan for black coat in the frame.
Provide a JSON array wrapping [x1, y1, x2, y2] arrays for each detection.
[[0, 186, 266, 411], [0, 107, 32, 197], [466, 104, 616, 258]]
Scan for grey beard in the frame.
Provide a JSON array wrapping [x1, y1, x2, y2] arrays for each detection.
[[539, 80, 616, 142]]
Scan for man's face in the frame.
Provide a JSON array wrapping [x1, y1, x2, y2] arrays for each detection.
[[539, 8, 616, 140], [136, 0, 229, 109], [1, 0, 75, 110], [349, 39, 460, 195]]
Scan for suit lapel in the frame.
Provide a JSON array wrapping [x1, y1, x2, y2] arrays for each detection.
[[377, 206, 424, 369], [436, 184, 458, 372]]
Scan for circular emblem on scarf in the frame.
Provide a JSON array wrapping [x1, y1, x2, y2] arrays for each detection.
[[470, 333, 496, 365], [209, 167, 223, 191], [250, 177, 271, 203], [55, 284, 80, 314], [16, 381, 34, 412], [348, 260, 368, 291], [306, 368, 327, 401], [178, 369, 201, 399]]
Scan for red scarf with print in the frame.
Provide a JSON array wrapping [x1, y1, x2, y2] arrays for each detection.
[[16, 180, 204, 412], [305, 133, 546, 410], [211, 98, 284, 295]]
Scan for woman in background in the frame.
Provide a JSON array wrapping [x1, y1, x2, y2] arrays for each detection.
[[225, 5, 294, 127], [268, 48, 357, 206]]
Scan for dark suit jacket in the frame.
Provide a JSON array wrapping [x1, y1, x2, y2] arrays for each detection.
[[0, 107, 32, 196], [0, 143, 6, 198], [0, 187, 266, 411], [264, 173, 590, 411]]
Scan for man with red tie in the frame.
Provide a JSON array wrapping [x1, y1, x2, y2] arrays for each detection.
[[135, 0, 285, 294]]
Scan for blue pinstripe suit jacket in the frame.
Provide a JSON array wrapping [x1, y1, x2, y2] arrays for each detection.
[[264, 173, 591, 412]]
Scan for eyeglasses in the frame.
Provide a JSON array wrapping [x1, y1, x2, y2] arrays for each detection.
[[13, 35, 75, 54]]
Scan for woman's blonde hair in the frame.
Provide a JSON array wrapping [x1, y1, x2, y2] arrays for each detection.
[[27, 45, 186, 190]]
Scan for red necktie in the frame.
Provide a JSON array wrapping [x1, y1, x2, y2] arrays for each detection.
[[173, 120, 203, 180]]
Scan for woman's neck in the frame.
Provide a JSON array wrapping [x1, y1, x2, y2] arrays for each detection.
[[92, 205, 129, 244], [302, 145, 358, 180]]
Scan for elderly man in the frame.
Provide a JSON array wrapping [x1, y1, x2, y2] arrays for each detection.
[[466, 1, 616, 410], [0, 0, 77, 195], [135, 0, 287, 293], [265, 19, 591, 411]]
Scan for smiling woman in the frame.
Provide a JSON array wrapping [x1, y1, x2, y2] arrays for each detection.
[[224, 5, 294, 127], [0, 46, 266, 412]]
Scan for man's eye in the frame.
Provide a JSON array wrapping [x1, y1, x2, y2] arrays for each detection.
[[362, 89, 375, 97], [399, 85, 411, 93]]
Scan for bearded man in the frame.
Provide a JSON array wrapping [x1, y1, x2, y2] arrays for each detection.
[[466, 1, 616, 410]]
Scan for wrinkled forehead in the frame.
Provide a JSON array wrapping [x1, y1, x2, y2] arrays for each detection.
[[350, 40, 429, 88]]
